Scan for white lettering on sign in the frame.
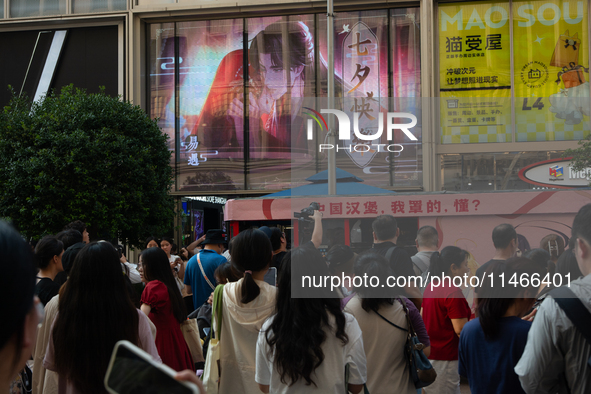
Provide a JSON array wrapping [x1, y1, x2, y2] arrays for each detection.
[[569, 167, 591, 179], [440, 6, 508, 31], [441, 2, 583, 31], [517, 2, 583, 27], [186, 196, 227, 205]]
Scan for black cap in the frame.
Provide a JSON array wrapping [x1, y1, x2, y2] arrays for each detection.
[[258, 226, 273, 239], [202, 229, 226, 245]]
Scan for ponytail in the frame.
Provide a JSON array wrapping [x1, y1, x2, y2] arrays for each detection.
[[241, 271, 261, 304], [430, 246, 466, 277], [231, 229, 272, 304]]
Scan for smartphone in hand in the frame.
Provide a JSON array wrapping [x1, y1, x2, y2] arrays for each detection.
[[104, 340, 201, 394]]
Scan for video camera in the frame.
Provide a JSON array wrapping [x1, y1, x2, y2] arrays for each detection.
[[294, 202, 320, 221]]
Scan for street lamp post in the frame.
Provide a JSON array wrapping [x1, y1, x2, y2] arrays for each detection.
[[327, 0, 337, 195]]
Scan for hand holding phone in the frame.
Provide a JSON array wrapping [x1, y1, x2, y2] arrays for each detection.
[[104, 340, 202, 394]]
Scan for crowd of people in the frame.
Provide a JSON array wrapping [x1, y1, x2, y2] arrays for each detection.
[[2, 203, 591, 394]]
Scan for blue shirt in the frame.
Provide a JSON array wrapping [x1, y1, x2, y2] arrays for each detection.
[[459, 316, 531, 394], [184, 249, 227, 309]]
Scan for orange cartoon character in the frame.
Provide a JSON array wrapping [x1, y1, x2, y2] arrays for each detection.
[[550, 31, 581, 68]]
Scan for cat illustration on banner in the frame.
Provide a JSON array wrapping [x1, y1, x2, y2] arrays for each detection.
[[548, 31, 590, 125]]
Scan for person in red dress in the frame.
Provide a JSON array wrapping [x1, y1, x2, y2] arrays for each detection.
[[140, 247, 195, 372]]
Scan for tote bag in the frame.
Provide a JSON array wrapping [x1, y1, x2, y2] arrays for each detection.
[[181, 318, 205, 364], [202, 284, 224, 393]]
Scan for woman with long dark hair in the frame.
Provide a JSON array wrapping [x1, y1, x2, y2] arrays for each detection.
[[458, 257, 545, 393], [140, 247, 194, 372], [34, 236, 64, 306], [44, 242, 160, 394], [345, 252, 429, 394], [0, 221, 40, 393], [256, 246, 367, 393], [216, 228, 277, 393], [161, 236, 186, 296], [422, 246, 471, 394]]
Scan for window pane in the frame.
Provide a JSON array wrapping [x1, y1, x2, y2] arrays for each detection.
[[513, 0, 590, 141], [391, 8, 421, 98], [176, 19, 245, 192], [391, 8, 423, 187], [441, 151, 564, 191], [73, 0, 126, 13], [317, 10, 423, 188], [149, 23, 176, 176], [438, 2, 512, 144], [11, 0, 66, 17], [246, 15, 316, 190]]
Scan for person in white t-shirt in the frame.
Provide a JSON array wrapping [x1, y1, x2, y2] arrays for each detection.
[[161, 236, 185, 294], [256, 245, 367, 394]]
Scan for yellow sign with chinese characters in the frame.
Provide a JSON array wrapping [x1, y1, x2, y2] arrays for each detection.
[[513, 0, 590, 141], [439, 2, 512, 143]]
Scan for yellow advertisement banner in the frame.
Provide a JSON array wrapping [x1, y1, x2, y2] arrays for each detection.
[[439, 2, 512, 143], [513, 0, 590, 141]]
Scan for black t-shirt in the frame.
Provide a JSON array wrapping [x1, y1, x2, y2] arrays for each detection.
[[372, 241, 416, 279], [271, 251, 287, 269], [35, 277, 60, 307], [474, 258, 505, 293], [475, 258, 505, 279]]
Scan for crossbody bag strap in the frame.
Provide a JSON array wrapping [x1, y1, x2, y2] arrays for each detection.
[[397, 297, 418, 338], [384, 246, 397, 263], [374, 309, 408, 333], [211, 284, 225, 340], [550, 286, 591, 368], [197, 252, 216, 291]]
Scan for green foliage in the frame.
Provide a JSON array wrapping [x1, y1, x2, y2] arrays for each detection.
[[564, 133, 591, 184], [0, 85, 174, 246]]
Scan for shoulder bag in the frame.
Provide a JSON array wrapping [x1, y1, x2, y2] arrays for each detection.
[[197, 252, 216, 291], [181, 318, 205, 365], [374, 299, 437, 388], [203, 284, 225, 393]]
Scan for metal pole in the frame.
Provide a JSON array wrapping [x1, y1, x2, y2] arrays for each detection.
[[327, 0, 337, 195]]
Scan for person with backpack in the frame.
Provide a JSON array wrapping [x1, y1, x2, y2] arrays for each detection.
[[256, 246, 367, 393], [411, 226, 439, 276], [515, 204, 591, 393]]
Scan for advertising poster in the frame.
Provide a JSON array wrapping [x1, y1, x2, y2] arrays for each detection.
[[316, 10, 422, 187], [439, 2, 512, 143], [193, 210, 204, 240], [150, 11, 423, 191], [513, 0, 590, 141]]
